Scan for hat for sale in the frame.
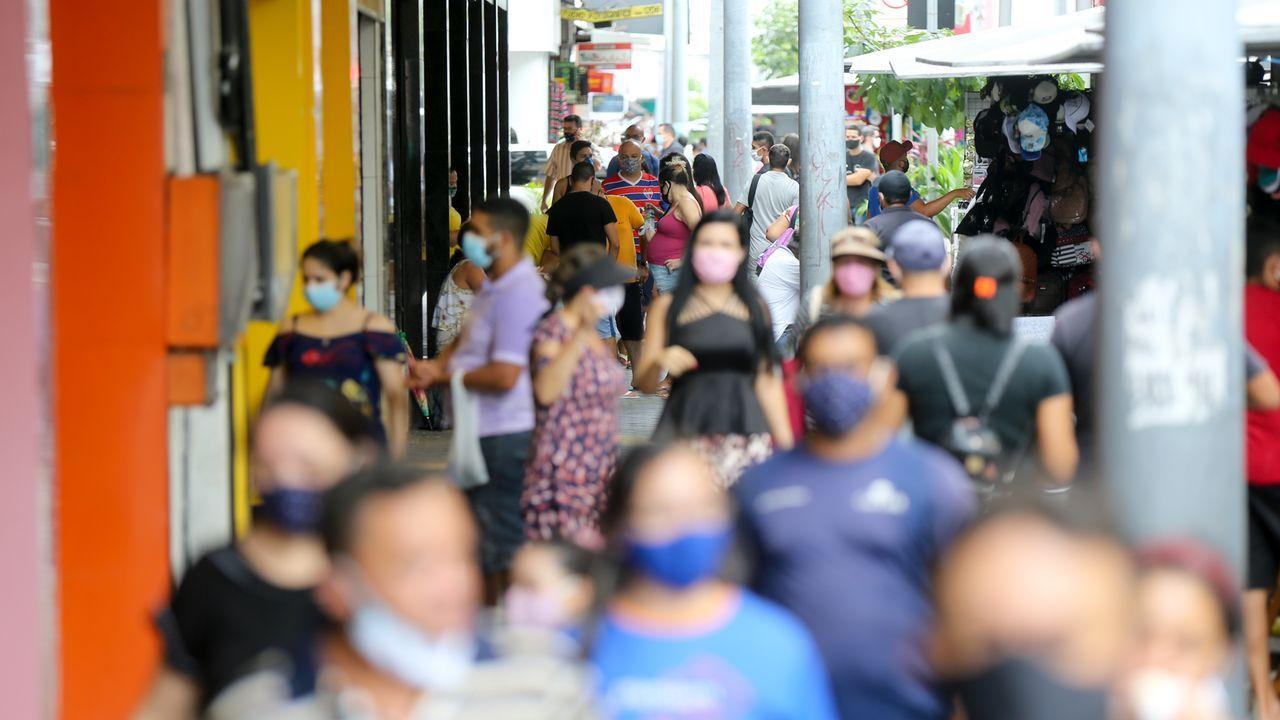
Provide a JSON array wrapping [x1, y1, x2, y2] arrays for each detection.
[[887, 220, 948, 272], [563, 256, 636, 298], [1032, 79, 1059, 105], [879, 140, 914, 169], [1061, 91, 1091, 134], [1016, 104, 1051, 161], [830, 227, 886, 264], [1003, 113, 1023, 156], [974, 106, 1005, 160]]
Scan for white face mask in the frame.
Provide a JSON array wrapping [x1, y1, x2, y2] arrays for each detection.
[[1127, 669, 1229, 720], [347, 601, 476, 691], [594, 285, 626, 318]]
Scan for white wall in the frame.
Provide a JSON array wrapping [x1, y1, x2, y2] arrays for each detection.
[[509, 0, 559, 53], [511, 52, 551, 144]]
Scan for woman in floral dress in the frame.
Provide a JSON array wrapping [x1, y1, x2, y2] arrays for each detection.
[[523, 245, 631, 547]]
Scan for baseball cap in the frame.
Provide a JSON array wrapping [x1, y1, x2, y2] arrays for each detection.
[[1032, 80, 1059, 105], [1061, 91, 1091, 134], [830, 227, 886, 264], [1016, 104, 1051, 161], [563, 256, 636, 297], [1003, 113, 1022, 156], [887, 220, 947, 272], [877, 171, 914, 205], [879, 140, 913, 168]]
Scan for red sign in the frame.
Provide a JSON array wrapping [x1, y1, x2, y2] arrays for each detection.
[[844, 85, 865, 116], [576, 42, 633, 69], [587, 70, 614, 95]]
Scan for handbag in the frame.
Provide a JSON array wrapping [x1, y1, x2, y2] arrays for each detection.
[[446, 371, 489, 490]]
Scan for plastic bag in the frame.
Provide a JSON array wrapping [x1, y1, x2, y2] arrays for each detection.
[[447, 371, 489, 489]]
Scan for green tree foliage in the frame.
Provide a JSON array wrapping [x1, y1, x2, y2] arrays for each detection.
[[752, 0, 982, 129]]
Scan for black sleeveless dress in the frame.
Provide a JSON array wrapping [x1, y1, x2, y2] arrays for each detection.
[[653, 310, 773, 484]]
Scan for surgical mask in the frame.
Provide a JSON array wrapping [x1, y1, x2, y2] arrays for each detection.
[[461, 231, 494, 269], [304, 281, 343, 312], [619, 156, 643, 174], [627, 523, 731, 588], [691, 246, 741, 285], [802, 371, 875, 437], [563, 130, 576, 141], [954, 656, 1111, 720], [256, 487, 325, 533], [448, 185, 457, 199], [1128, 670, 1230, 720], [348, 601, 476, 691], [594, 285, 626, 318], [504, 585, 569, 630], [834, 262, 877, 297]]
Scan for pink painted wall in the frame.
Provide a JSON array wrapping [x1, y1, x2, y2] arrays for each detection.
[[0, 0, 46, 717]]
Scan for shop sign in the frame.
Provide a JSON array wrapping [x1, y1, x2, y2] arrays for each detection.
[[844, 85, 865, 116], [587, 70, 614, 95], [576, 42, 633, 69], [563, 4, 663, 22]]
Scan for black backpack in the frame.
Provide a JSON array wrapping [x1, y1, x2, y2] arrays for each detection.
[[741, 172, 764, 233]]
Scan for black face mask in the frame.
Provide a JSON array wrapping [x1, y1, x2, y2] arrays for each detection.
[[953, 657, 1111, 720], [563, 129, 577, 141], [847, 139, 861, 151]]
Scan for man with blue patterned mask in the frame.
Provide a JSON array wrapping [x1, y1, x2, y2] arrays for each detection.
[[736, 315, 977, 720]]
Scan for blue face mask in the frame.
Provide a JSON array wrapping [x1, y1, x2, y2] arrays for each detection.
[[461, 231, 494, 269], [802, 370, 875, 437], [304, 281, 343, 312], [626, 524, 731, 588], [256, 487, 325, 533], [448, 185, 458, 199]]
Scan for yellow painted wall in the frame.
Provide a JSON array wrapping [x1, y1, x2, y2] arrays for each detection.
[[320, 0, 358, 241]]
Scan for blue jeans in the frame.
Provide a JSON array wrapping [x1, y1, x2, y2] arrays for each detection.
[[596, 314, 619, 339], [470, 431, 533, 575], [648, 262, 680, 294]]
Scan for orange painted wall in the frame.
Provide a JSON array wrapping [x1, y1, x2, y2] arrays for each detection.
[[50, 0, 169, 716]]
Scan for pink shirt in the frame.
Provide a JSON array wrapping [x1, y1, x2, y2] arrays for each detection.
[[647, 212, 692, 265], [697, 185, 729, 211]]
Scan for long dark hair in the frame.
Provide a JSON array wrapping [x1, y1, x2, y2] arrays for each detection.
[[692, 153, 727, 207], [665, 210, 775, 367], [658, 163, 704, 216], [951, 235, 1022, 336]]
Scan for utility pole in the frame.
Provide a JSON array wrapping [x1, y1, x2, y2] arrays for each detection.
[[998, 0, 1011, 26], [1096, 4, 1244, 715], [722, 0, 752, 200], [797, 0, 847, 297], [670, 0, 688, 129], [707, 0, 725, 167]]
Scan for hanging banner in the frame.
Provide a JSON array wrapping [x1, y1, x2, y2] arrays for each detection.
[[576, 42, 633, 69], [562, 4, 662, 22]]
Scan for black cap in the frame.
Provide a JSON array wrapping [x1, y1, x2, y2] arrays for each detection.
[[878, 171, 914, 205], [563, 256, 635, 298]]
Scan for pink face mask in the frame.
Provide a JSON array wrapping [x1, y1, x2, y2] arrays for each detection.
[[834, 262, 877, 297], [692, 246, 742, 285]]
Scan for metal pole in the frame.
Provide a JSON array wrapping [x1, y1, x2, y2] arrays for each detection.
[[722, 0, 751, 200], [926, 0, 938, 31], [1097, 4, 1244, 715], [707, 0, 725, 168], [670, 0, 688, 129], [998, 0, 1011, 26], [660, 0, 672, 124], [797, 0, 846, 298]]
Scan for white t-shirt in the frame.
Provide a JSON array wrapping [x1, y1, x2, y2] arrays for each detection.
[[747, 171, 800, 265], [758, 247, 801, 341]]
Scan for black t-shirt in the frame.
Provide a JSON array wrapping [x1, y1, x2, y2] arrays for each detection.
[[546, 191, 616, 253], [845, 149, 879, 216], [864, 295, 950, 357], [158, 546, 327, 709], [862, 206, 930, 250], [895, 321, 1072, 458]]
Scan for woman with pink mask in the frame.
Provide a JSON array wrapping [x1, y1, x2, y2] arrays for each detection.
[[805, 227, 894, 322], [634, 210, 793, 486]]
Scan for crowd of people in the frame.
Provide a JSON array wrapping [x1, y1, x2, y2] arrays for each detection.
[[130, 114, 1280, 720]]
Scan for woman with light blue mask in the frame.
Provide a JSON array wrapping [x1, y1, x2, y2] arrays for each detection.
[[590, 444, 838, 720], [265, 239, 410, 457]]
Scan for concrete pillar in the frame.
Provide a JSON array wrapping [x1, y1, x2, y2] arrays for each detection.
[[669, 0, 688, 128], [706, 0, 725, 169], [1096, 4, 1244, 714], [797, 0, 847, 297], [722, 0, 752, 200]]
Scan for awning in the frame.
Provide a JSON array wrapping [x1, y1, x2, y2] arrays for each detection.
[[844, 2, 1280, 80], [752, 72, 859, 106]]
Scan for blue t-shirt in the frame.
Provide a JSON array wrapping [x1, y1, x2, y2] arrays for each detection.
[[866, 182, 920, 218], [735, 440, 977, 720], [592, 590, 838, 720]]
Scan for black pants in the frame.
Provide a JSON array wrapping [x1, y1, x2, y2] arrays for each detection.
[[616, 281, 645, 342], [469, 431, 532, 576]]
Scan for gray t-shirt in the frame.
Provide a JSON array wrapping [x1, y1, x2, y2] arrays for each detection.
[[864, 296, 950, 356], [747, 171, 800, 265]]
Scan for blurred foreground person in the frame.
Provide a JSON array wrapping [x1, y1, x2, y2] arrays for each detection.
[[266, 239, 409, 457], [634, 211, 793, 485], [932, 502, 1135, 720], [895, 237, 1078, 494], [737, 315, 975, 720], [591, 444, 838, 720], [314, 465, 597, 719], [134, 382, 377, 719], [524, 246, 631, 546], [1117, 540, 1237, 720]]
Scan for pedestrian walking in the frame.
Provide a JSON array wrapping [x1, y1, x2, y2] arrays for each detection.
[[604, 124, 660, 178], [134, 381, 378, 718], [550, 140, 603, 206], [861, 170, 930, 250], [542, 113, 590, 211], [693, 153, 731, 211], [863, 219, 951, 356], [736, 314, 976, 720], [845, 126, 879, 223], [867, 141, 973, 219], [805, 227, 892, 322], [758, 205, 801, 343], [592, 444, 839, 720], [643, 163, 703, 296], [634, 210, 793, 485], [410, 198, 548, 602], [735, 144, 799, 267], [523, 245, 631, 547], [894, 237, 1078, 492], [264, 239, 409, 457]]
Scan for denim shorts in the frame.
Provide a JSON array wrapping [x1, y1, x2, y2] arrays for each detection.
[[648, 262, 680, 294]]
